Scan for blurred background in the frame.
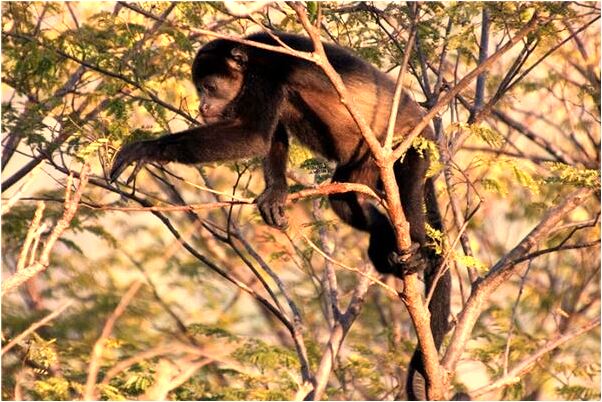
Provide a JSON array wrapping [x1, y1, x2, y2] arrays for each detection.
[[1, 2, 600, 400]]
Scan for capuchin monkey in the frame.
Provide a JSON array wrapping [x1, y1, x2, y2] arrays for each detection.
[[110, 32, 451, 400]]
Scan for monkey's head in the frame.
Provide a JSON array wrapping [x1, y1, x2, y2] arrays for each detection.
[[192, 40, 248, 123]]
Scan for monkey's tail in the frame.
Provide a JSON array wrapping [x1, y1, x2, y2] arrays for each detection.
[[406, 177, 452, 400]]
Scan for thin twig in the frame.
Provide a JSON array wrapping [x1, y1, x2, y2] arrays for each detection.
[[14, 181, 383, 213], [1, 301, 74, 355], [472, 316, 600, 397], [1, 164, 90, 296], [384, 14, 417, 150], [299, 230, 397, 296], [83, 280, 143, 400], [15, 201, 45, 273], [2, 164, 43, 215], [502, 261, 533, 375]]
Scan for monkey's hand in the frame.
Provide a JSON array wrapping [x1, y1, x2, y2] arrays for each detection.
[[109, 141, 154, 184], [256, 186, 288, 230], [389, 243, 428, 276]]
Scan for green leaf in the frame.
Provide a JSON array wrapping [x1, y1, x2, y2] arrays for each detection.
[[544, 162, 601, 189], [457, 255, 488, 273], [512, 165, 540, 195], [33, 377, 70, 401]]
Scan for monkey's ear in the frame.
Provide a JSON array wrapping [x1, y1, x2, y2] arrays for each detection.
[[228, 47, 248, 70]]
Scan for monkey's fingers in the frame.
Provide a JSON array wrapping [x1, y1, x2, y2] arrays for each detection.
[[259, 203, 286, 229], [109, 158, 129, 183], [126, 161, 145, 185], [270, 203, 288, 230], [109, 142, 146, 183], [257, 198, 288, 230], [389, 243, 426, 276]]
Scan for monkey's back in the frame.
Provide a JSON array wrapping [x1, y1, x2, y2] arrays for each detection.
[[194, 32, 429, 164], [251, 33, 427, 154]]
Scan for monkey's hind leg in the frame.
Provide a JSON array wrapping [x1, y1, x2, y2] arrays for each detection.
[[328, 163, 425, 277]]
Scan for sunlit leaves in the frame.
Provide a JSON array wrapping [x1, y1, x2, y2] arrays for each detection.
[[28, 334, 58, 373], [32, 377, 70, 401], [233, 339, 301, 372], [556, 384, 601, 401], [449, 122, 504, 148], [457, 254, 488, 273], [425, 223, 444, 255], [188, 323, 237, 341], [300, 157, 333, 184], [412, 136, 443, 177], [544, 162, 601, 189], [1, 2, 599, 401]]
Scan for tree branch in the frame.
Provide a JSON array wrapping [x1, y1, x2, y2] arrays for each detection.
[[442, 187, 593, 373], [471, 316, 600, 397], [1, 164, 90, 296], [84, 280, 143, 400], [1, 300, 74, 355]]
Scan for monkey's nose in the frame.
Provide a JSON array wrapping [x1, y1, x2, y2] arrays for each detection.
[[199, 104, 209, 115]]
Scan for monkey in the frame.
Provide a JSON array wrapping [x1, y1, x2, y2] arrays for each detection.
[[109, 32, 451, 400]]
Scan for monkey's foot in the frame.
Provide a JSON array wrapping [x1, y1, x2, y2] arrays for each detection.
[[388, 243, 427, 277], [256, 186, 288, 230]]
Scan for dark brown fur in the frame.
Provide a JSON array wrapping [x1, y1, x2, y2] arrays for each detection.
[[110, 32, 450, 400]]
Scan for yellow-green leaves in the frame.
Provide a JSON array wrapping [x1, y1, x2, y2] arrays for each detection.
[[449, 122, 504, 148], [545, 162, 601, 189]]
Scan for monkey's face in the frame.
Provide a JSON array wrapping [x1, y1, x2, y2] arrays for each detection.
[[194, 73, 244, 123], [192, 45, 248, 124]]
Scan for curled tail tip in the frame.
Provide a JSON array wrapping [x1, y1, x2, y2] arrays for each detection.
[[407, 368, 427, 400]]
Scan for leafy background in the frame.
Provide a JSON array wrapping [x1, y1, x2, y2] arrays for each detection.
[[1, 2, 600, 400]]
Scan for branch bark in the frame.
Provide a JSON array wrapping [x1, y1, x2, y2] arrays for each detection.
[[1, 164, 90, 296], [442, 187, 593, 374]]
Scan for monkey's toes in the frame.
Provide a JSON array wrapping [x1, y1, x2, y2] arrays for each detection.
[[389, 243, 427, 277], [256, 192, 288, 230]]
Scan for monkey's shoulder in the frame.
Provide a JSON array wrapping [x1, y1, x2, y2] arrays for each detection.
[[244, 32, 383, 78]]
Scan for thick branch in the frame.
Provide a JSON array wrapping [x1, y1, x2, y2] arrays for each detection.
[[289, 3, 443, 397], [442, 187, 593, 372]]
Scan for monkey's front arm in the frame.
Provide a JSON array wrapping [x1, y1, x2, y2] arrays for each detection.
[[109, 123, 272, 183], [109, 121, 291, 231]]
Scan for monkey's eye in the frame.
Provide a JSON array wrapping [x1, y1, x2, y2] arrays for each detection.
[[203, 82, 217, 93]]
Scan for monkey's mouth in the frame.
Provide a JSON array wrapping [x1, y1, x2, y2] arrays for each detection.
[[200, 113, 222, 124]]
